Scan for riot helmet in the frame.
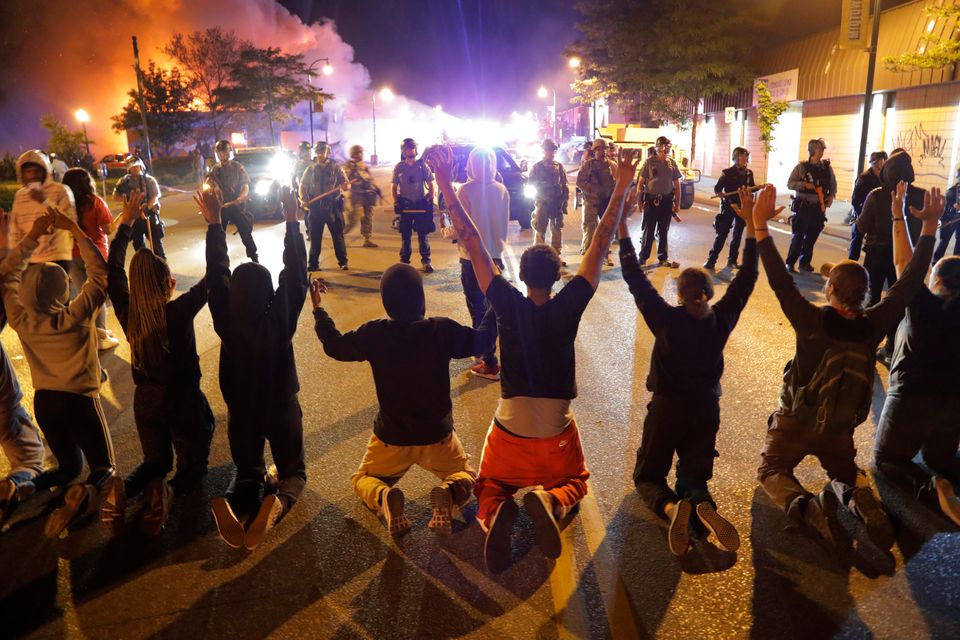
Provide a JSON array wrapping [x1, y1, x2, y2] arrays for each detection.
[[214, 139, 233, 162]]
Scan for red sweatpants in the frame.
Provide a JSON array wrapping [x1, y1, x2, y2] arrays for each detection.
[[474, 420, 590, 526]]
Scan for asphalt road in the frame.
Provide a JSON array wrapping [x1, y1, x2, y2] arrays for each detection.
[[1, 171, 958, 640]]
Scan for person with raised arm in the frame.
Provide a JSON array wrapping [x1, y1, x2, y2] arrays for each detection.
[[424, 144, 639, 573], [621, 186, 759, 557], [753, 182, 943, 553], [200, 185, 309, 551]]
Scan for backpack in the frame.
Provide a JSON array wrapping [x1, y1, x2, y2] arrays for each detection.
[[779, 340, 875, 435]]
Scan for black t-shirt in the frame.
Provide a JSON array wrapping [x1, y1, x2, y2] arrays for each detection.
[[314, 311, 496, 446], [889, 286, 960, 395], [486, 275, 595, 399]]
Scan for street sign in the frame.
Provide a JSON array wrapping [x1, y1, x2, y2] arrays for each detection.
[[724, 107, 736, 124], [840, 0, 871, 50]]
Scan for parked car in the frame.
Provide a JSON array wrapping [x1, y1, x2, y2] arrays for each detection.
[[99, 153, 129, 170], [234, 147, 295, 220], [440, 143, 535, 228]]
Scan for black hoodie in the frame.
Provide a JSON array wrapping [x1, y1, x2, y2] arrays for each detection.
[[859, 150, 926, 250], [207, 221, 309, 407]]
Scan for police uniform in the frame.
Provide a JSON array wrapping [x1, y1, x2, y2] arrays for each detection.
[[392, 159, 436, 266], [576, 153, 615, 254], [637, 154, 682, 264], [209, 159, 258, 262], [705, 163, 754, 269], [342, 159, 378, 242], [113, 171, 166, 259], [934, 176, 960, 261], [849, 168, 883, 260], [529, 159, 569, 251], [300, 158, 349, 269], [786, 159, 836, 270]]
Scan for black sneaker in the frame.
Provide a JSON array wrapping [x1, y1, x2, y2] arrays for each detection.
[[45, 483, 93, 539], [244, 494, 284, 550], [667, 499, 692, 556], [382, 487, 411, 536], [659, 259, 679, 269], [798, 263, 815, 273], [703, 260, 717, 271], [340, 263, 349, 271], [141, 478, 172, 538], [422, 262, 435, 274], [428, 485, 453, 534], [211, 497, 245, 549], [849, 487, 893, 550], [523, 489, 562, 559], [483, 499, 518, 573], [727, 259, 739, 270], [695, 502, 740, 552], [786, 263, 797, 273]]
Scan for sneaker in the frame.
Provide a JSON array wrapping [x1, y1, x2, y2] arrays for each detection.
[[849, 486, 894, 550], [604, 256, 615, 267], [934, 477, 960, 526], [804, 491, 847, 550], [45, 483, 92, 539], [798, 263, 815, 273], [211, 497, 246, 549], [726, 260, 739, 270], [381, 487, 411, 536], [363, 240, 379, 248], [695, 502, 740, 552], [97, 330, 120, 351], [340, 263, 349, 271], [523, 490, 562, 560], [470, 362, 501, 381], [244, 494, 284, 550], [666, 499, 692, 556], [483, 499, 518, 573], [141, 478, 172, 537], [703, 260, 717, 271], [100, 475, 127, 537], [658, 259, 679, 269], [428, 485, 453, 534], [422, 262, 435, 274], [786, 263, 797, 273]]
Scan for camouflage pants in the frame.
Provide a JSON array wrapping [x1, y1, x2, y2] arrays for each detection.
[[345, 198, 374, 240], [532, 202, 563, 251]]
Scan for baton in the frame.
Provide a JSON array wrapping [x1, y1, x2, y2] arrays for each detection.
[[710, 185, 766, 199], [303, 179, 359, 207]]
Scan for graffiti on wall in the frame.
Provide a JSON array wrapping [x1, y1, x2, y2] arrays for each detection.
[[892, 123, 948, 167]]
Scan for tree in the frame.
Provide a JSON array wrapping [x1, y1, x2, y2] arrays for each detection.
[[756, 81, 790, 161], [883, 4, 960, 71], [40, 114, 87, 166], [112, 62, 195, 157], [568, 0, 756, 166], [216, 46, 321, 146], [164, 28, 245, 141]]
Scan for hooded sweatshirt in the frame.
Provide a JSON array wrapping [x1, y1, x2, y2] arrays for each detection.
[[0, 234, 107, 396], [207, 221, 308, 407], [858, 150, 926, 250], [10, 151, 75, 263], [455, 148, 510, 261], [313, 263, 497, 446]]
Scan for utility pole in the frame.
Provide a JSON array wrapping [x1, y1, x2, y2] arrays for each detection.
[[132, 36, 154, 172], [855, 0, 883, 177]]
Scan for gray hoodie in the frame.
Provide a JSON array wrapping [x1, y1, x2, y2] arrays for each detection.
[[0, 233, 107, 397], [10, 150, 75, 263]]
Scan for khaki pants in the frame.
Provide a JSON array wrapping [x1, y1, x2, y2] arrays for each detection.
[[533, 203, 563, 251], [351, 432, 476, 511], [345, 196, 374, 240]]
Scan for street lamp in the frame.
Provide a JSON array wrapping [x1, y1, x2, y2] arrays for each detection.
[[75, 108, 92, 161], [306, 57, 333, 146], [372, 87, 395, 165], [538, 85, 557, 140], [568, 57, 581, 69]]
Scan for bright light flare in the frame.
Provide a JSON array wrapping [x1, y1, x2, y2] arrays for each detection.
[[322, 63, 334, 76], [267, 154, 294, 183], [255, 179, 273, 196], [434, 104, 443, 112], [523, 184, 537, 199], [537, 86, 549, 100], [568, 57, 581, 69], [75, 108, 90, 123], [378, 87, 395, 102]]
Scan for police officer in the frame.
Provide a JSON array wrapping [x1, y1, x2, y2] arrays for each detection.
[[574, 140, 593, 210], [576, 138, 616, 255], [391, 138, 436, 273], [342, 144, 380, 248], [113, 156, 166, 259], [529, 139, 569, 261], [704, 146, 754, 271], [785, 138, 837, 272], [849, 150, 887, 261], [934, 167, 960, 261], [299, 141, 349, 271], [207, 139, 258, 263], [635, 136, 682, 268]]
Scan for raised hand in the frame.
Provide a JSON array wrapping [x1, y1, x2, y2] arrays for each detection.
[[280, 186, 299, 223], [120, 190, 146, 226], [27, 211, 54, 240], [891, 181, 907, 220], [422, 145, 455, 184], [730, 186, 755, 223], [48, 206, 80, 233], [194, 186, 223, 225], [908, 185, 946, 223], [752, 184, 784, 225], [614, 148, 641, 188], [310, 278, 328, 309]]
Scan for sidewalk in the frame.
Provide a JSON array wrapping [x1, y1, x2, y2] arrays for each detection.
[[692, 175, 854, 246]]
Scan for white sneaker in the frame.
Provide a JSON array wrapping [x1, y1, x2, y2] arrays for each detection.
[[98, 330, 120, 351]]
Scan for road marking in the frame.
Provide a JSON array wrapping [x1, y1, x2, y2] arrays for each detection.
[[548, 513, 590, 639]]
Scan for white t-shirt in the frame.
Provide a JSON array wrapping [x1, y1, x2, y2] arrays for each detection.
[[456, 180, 510, 261]]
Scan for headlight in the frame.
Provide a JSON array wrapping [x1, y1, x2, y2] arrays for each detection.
[[523, 184, 537, 199], [267, 154, 294, 183], [255, 179, 273, 196]]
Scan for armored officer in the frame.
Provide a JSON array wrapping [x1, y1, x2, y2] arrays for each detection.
[[114, 156, 166, 259], [635, 136, 682, 268], [207, 139, 258, 263], [342, 144, 380, 248], [785, 138, 837, 272], [704, 146, 755, 271], [391, 138, 436, 273], [299, 141, 349, 271], [529, 139, 570, 260], [576, 138, 616, 255], [849, 151, 887, 261]]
